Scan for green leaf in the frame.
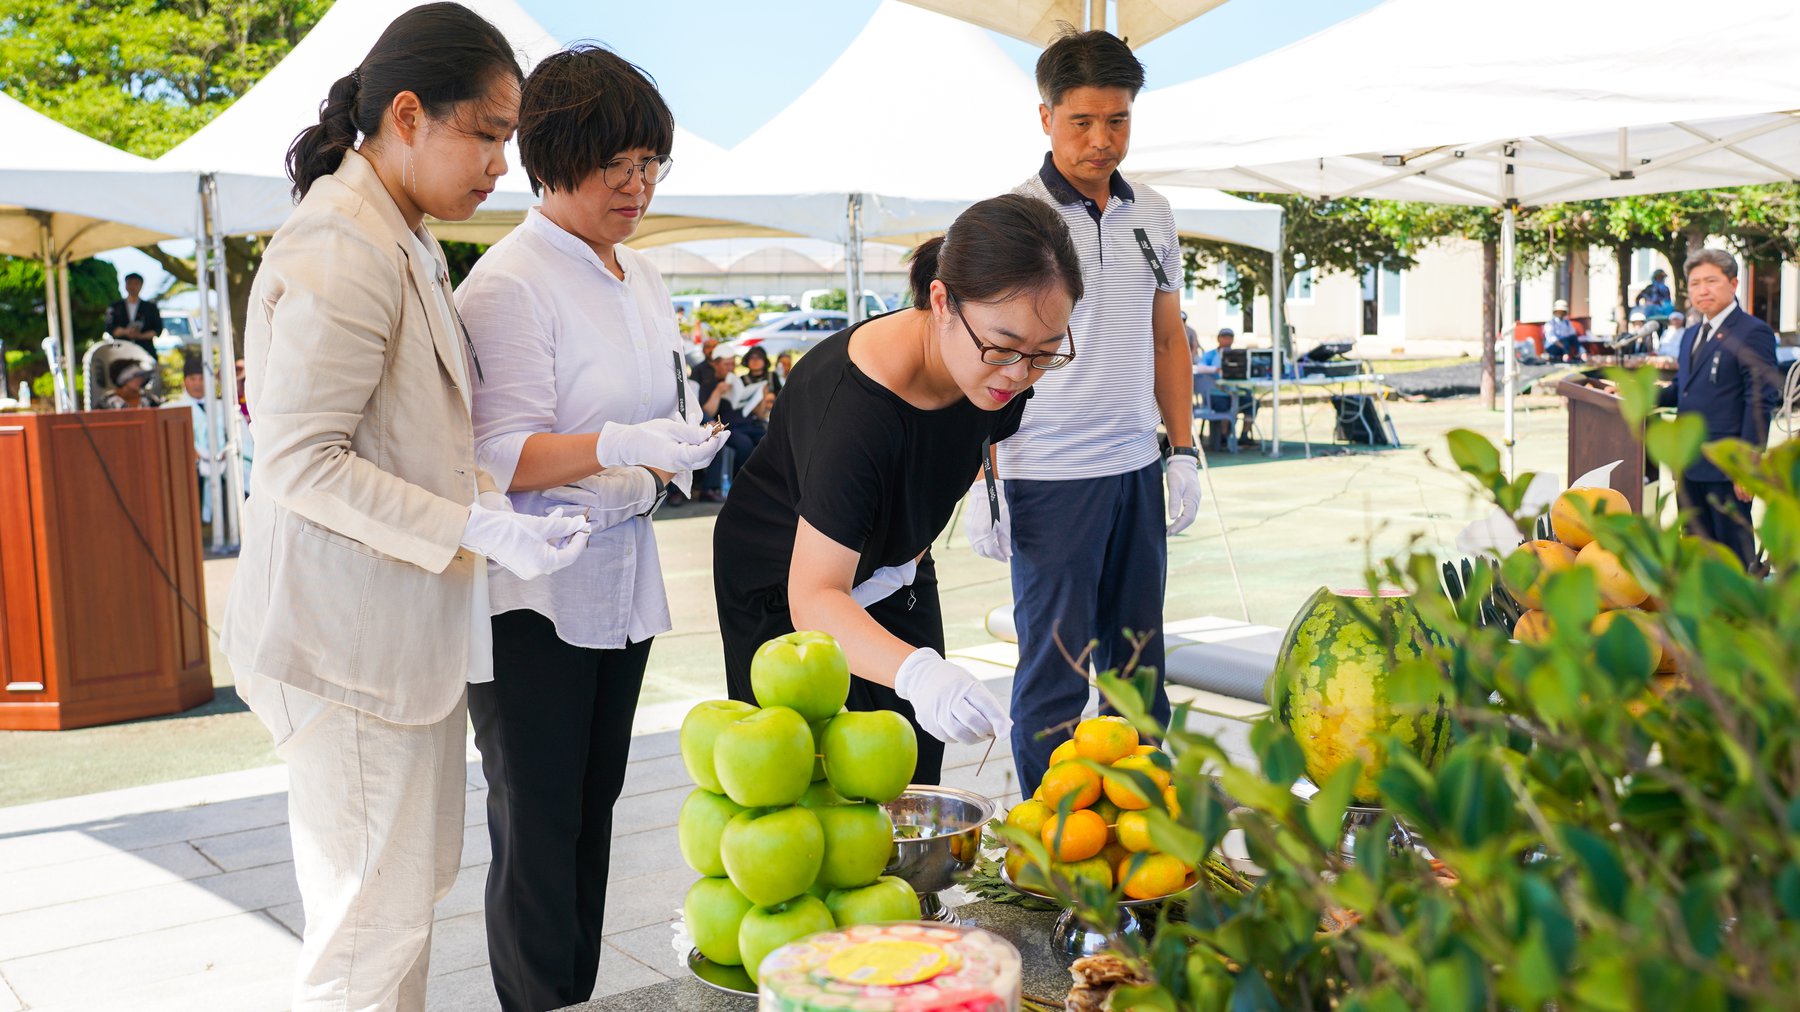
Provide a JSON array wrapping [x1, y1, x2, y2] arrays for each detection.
[[1435, 748, 1516, 848], [1561, 826, 1628, 916], [1680, 875, 1724, 959], [1604, 366, 1659, 427], [1446, 428, 1501, 479], [1304, 757, 1360, 850], [1142, 807, 1209, 868], [1778, 863, 1800, 921], [1228, 964, 1281, 1012], [1248, 719, 1307, 787], [1644, 413, 1707, 475], [1425, 947, 1486, 1012]]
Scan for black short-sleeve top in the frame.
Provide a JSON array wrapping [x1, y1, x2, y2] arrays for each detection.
[[713, 321, 1031, 595]]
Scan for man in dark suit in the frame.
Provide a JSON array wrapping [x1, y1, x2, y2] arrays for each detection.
[[106, 273, 162, 359], [1661, 249, 1784, 571]]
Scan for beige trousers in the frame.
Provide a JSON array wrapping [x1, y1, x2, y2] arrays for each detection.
[[242, 672, 467, 1012]]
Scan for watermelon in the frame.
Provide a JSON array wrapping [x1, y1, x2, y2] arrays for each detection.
[[1265, 586, 1450, 803]]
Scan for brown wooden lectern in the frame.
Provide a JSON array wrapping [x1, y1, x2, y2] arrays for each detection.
[[1554, 379, 1646, 512], [0, 408, 212, 729]]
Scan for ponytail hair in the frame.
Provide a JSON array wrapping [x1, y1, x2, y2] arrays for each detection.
[[908, 193, 1083, 309], [286, 2, 523, 200]]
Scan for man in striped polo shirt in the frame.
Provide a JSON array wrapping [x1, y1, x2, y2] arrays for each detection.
[[965, 28, 1200, 795]]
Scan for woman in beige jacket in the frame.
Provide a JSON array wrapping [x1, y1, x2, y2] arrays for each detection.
[[220, 5, 718, 1009]]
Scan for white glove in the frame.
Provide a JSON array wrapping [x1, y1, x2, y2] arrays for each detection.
[[461, 502, 590, 581], [963, 480, 1011, 562], [543, 469, 660, 531], [1166, 454, 1201, 536], [893, 647, 1012, 745], [850, 559, 918, 608], [595, 418, 725, 473]]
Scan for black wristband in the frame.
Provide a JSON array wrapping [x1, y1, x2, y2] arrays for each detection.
[[1168, 446, 1199, 459]]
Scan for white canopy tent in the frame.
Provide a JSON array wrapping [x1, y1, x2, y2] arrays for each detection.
[[673, 1, 1282, 324], [0, 92, 198, 407], [1130, 0, 1800, 473], [898, 0, 1230, 47]]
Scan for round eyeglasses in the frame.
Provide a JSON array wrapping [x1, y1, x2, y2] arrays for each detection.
[[602, 155, 673, 190], [948, 294, 1075, 370]]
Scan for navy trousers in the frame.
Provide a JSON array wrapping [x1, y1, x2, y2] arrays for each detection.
[[1007, 461, 1172, 796], [1680, 476, 1760, 573]]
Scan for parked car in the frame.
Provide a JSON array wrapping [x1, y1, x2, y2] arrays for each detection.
[[714, 310, 849, 359], [798, 289, 889, 318], [671, 293, 758, 316]]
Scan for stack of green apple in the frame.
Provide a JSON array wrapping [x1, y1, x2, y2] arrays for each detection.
[[678, 631, 926, 984]]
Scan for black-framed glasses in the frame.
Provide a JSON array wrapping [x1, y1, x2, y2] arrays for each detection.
[[602, 155, 673, 190], [948, 293, 1075, 370]]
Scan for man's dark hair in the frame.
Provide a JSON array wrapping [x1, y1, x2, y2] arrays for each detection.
[[1684, 248, 1739, 281], [518, 44, 674, 196], [1035, 26, 1146, 107], [124, 272, 144, 284]]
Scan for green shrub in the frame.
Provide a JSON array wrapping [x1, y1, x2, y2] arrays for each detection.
[[1025, 368, 1800, 1010]]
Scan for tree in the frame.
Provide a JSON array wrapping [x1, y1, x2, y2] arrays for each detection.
[[1185, 195, 1416, 345], [0, 258, 119, 393], [0, 0, 329, 345]]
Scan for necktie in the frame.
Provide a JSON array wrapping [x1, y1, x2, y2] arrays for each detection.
[[1692, 322, 1712, 359]]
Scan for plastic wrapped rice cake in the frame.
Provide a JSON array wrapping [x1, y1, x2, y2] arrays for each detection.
[[757, 922, 1022, 1011]]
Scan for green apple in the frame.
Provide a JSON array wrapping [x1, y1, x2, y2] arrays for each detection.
[[750, 632, 850, 722], [814, 802, 894, 889], [714, 706, 814, 808], [824, 875, 920, 927], [680, 699, 758, 793], [808, 716, 831, 781], [798, 780, 846, 809], [684, 876, 755, 966], [719, 805, 824, 907], [821, 710, 917, 803], [677, 788, 746, 877], [738, 894, 835, 984]]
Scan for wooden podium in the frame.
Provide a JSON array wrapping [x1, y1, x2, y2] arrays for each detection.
[[1554, 379, 1646, 512], [0, 408, 212, 729]]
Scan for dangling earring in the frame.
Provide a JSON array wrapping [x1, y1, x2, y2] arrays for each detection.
[[405, 144, 417, 199]]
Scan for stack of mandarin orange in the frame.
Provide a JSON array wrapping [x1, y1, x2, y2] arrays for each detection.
[[1002, 716, 1194, 901]]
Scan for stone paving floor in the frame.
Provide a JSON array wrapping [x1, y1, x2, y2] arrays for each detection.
[[0, 666, 1025, 1012]]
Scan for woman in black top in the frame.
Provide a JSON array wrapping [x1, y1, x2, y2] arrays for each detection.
[[712, 194, 1083, 781]]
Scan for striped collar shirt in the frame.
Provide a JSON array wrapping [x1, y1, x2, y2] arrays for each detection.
[[1001, 153, 1182, 480]]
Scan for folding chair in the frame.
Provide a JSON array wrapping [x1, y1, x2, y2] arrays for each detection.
[[1193, 371, 1244, 454]]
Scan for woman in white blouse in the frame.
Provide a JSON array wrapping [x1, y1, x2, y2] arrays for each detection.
[[456, 46, 724, 1012]]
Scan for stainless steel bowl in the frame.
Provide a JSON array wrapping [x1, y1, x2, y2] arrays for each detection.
[[882, 784, 995, 920]]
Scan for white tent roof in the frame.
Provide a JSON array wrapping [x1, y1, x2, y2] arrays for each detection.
[[157, 0, 562, 237], [1130, 0, 1800, 206], [0, 92, 197, 260], [654, 1, 1280, 252]]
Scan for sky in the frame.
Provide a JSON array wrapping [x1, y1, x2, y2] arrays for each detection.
[[107, 0, 1386, 298], [521, 0, 1385, 147]]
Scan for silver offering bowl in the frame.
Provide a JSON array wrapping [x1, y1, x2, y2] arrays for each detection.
[[882, 784, 996, 922], [1001, 867, 1195, 962]]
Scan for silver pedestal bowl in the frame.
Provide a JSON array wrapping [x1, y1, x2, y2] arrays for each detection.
[[881, 784, 996, 922]]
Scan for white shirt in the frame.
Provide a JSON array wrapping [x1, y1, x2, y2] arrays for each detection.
[[409, 228, 493, 684], [1002, 158, 1182, 480], [456, 208, 686, 650]]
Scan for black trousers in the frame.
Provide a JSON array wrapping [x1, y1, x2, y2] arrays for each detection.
[[469, 610, 651, 1012], [1680, 476, 1760, 573], [716, 557, 946, 786]]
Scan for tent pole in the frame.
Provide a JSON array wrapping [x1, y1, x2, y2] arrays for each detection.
[[193, 176, 224, 551], [845, 194, 865, 324], [39, 224, 68, 411], [208, 176, 246, 549], [1269, 238, 1286, 457], [57, 260, 75, 406], [1500, 154, 1519, 479]]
